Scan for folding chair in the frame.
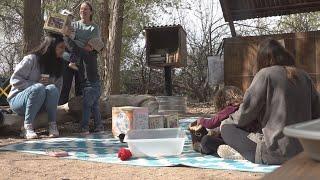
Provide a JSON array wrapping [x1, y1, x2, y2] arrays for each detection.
[[0, 78, 11, 106]]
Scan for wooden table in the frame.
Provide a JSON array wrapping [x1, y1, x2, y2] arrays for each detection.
[[263, 153, 320, 180]]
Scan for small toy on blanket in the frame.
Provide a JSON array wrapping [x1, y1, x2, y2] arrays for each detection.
[[118, 133, 125, 143], [46, 149, 69, 157], [188, 120, 221, 151], [188, 120, 208, 145], [118, 148, 132, 161]]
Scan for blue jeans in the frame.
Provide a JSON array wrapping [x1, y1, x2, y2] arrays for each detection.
[[81, 81, 102, 131], [9, 83, 60, 125]]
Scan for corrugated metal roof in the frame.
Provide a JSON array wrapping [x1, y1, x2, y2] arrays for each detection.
[[144, 24, 182, 28], [144, 24, 186, 34], [220, 0, 320, 22]]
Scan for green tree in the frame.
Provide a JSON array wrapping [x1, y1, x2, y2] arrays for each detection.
[[277, 12, 320, 33], [0, 0, 23, 76], [1, 0, 180, 98]]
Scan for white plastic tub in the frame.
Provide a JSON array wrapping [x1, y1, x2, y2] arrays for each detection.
[[124, 128, 186, 157], [284, 118, 320, 161]]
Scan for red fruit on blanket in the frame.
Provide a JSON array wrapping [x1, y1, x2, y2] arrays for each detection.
[[118, 148, 132, 161]]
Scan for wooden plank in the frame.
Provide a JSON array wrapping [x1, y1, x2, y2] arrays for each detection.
[[248, 0, 255, 9], [0, 88, 8, 97], [224, 39, 243, 75], [229, 21, 237, 37], [224, 38, 258, 75], [179, 28, 188, 67], [262, 153, 320, 180], [257, 0, 262, 7], [224, 38, 257, 91], [220, 0, 237, 36], [294, 32, 316, 74]]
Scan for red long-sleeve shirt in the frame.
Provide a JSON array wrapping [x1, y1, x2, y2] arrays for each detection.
[[198, 105, 239, 129]]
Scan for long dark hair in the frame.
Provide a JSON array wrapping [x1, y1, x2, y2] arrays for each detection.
[[256, 38, 297, 82], [29, 34, 64, 78], [81, 1, 94, 21]]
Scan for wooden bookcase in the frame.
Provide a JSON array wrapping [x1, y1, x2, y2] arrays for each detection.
[[145, 25, 187, 68]]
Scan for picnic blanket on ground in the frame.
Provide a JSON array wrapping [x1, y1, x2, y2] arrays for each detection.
[[0, 118, 279, 173]]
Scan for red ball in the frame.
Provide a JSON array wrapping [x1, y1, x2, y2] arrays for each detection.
[[118, 148, 132, 161]]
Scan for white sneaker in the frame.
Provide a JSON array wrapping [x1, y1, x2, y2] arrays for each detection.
[[49, 122, 59, 138], [217, 145, 245, 160], [24, 124, 38, 139]]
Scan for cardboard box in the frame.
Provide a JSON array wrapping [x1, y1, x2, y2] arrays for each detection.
[[112, 106, 149, 137], [164, 114, 179, 128], [148, 115, 165, 129], [44, 13, 72, 34]]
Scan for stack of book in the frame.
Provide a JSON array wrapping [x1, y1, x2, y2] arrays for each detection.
[[166, 53, 177, 64], [149, 54, 166, 65], [149, 52, 179, 66]]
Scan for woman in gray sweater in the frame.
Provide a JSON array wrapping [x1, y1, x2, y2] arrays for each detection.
[[219, 39, 320, 165], [7, 34, 65, 139]]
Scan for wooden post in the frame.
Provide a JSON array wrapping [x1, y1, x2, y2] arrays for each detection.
[[220, 0, 237, 37], [164, 66, 172, 96], [229, 21, 237, 37]]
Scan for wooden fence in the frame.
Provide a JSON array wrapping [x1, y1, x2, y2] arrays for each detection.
[[224, 31, 320, 92]]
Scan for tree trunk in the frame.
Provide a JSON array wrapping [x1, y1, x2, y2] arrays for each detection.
[[104, 0, 125, 95], [23, 0, 42, 54], [100, 0, 111, 95]]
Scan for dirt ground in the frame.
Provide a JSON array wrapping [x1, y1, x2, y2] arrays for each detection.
[[0, 105, 265, 180]]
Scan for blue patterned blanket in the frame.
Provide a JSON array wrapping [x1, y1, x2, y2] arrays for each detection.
[[0, 118, 279, 173]]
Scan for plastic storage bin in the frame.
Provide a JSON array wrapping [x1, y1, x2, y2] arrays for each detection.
[[283, 118, 320, 161], [124, 128, 186, 157]]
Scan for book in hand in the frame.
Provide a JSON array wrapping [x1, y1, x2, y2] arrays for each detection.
[[88, 38, 105, 52]]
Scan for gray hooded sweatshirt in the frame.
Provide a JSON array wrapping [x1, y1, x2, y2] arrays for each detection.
[[7, 54, 63, 101], [226, 65, 320, 164]]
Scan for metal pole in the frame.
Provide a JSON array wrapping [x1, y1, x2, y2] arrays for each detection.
[[164, 66, 172, 96]]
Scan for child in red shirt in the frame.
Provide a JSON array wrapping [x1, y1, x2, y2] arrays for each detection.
[[189, 86, 251, 154]]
